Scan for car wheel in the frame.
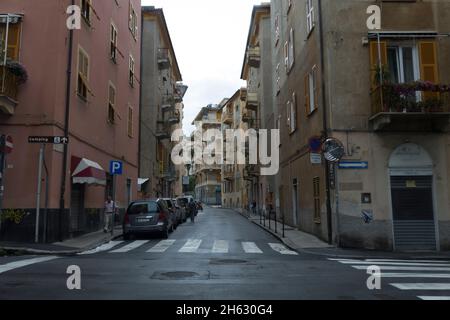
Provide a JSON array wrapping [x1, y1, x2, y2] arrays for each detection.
[[123, 233, 131, 241], [161, 227, 169, 239]]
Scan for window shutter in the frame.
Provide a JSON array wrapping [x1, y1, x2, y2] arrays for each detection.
[[289, 28, 295, 70], [304, 74, 310, 115], [7, 24, 20, 60], [286, 101, 291, 127], [284, 41, 289, 72], [313, 66, 319, 111], [369, 41, 387, 89], [292, 92, 297, 132], [419, 41, 439, 101]]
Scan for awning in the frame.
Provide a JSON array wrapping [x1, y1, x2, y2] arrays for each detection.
[[137, 178, 150, 192], [71, 156, 106, 186], [0, 14, 23, 24]]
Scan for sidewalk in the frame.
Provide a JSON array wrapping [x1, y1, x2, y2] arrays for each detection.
[[239, 210, 450, 259], [0, 226, 122, 256]]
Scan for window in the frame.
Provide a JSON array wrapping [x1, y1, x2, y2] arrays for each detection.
[[129, 55, 135, 87], [0, 23, 21, 62], [387, 45, 419, 84], [290, 92, 297, 133], [275, 63, 281, 95], [288, 28, 295, 72], [127, 105, 134, 137], [81, 0, 92, 24], [286, 100, 291, 127], [108, 83, 116, 124], [284, 41, 289, 72], [313, 177, 321, 224], [274, 15, 280, 47], [305, 66, 318, 115], [77, 47, 91, 100], [306, 0, 315, 35], [129, 1, 138, 39], [287, 0, 293, 14], [110, 23, 118, 62]]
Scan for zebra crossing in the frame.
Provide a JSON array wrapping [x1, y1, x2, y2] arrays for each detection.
[[79, 239, 298, 256], [329, 257, 450, 300]]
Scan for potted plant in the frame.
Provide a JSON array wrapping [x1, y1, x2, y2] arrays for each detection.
[[6, 60, 28, 84]]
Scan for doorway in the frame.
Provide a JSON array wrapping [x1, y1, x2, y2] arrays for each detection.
[[70, 183, 85, 235], [389, 143, 437, 251]]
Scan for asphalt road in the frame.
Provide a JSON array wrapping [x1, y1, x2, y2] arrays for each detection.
[[0, 207, 449, 300]]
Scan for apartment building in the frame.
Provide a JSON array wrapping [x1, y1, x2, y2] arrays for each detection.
[[192, 104, 222, 205], [272, 0, 450, 251], [0, 0, 141, 242], [140, 7, 185, 199], [241, 3, 274, 216], [221, 90, 249, 211]]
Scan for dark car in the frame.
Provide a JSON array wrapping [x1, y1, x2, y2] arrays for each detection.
[[162, 198, 180, 229], [123, 199, 175, 240], [172, 198, 184, 224], [176, 197, 190, 222]]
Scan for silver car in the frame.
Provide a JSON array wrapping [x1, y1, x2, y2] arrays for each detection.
[[123, 199, 174, 240]]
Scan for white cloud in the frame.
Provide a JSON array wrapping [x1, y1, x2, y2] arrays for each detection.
[[141, 0, 266, 134]]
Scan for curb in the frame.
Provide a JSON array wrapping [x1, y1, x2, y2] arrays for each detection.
[[0, 232, 123, 256], [231, 209, 450, 260]]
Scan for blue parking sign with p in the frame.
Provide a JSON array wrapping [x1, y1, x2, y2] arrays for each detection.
[[110, 160, 123, 175]]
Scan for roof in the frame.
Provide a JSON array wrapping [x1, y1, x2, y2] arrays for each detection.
[[142, 6, 182, 81]]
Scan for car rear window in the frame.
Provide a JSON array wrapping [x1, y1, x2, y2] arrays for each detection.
[[165, 200, 173, 208], [128, 202, 158, 215]]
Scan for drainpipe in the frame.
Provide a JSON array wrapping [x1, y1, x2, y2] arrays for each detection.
[[58, 0, 75, 242], [318, 0, 333, 245]]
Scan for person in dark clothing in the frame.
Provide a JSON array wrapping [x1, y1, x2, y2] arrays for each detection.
[[188, 199, 197, 222]]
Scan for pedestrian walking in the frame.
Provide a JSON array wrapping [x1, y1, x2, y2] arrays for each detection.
[[104, 196, 116, 233]]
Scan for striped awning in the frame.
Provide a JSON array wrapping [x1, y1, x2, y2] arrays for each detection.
[[71, 156, 106, 186]]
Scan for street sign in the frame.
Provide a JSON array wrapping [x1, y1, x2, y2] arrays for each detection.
[[28, 136, 69, 144], [338, 161, 369, 169], [308, 136, 322, 153], [310, 153, 322, 165], [110, 160, 123, 175], [5, 136, 13, 154]]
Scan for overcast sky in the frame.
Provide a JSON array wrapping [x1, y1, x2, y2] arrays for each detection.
[[141, 0, 266, 134]]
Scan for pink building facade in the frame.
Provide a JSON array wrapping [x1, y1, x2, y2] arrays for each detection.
[[0, 0, 141, 242]]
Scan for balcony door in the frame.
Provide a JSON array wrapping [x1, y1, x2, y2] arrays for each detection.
[[387, 45, 420, 84]]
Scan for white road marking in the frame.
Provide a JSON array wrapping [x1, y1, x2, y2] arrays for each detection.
[[366, 259, 450, 264], [79, 241, 124, 255], [418, 296, 450, 300], [212, 240, 229, 253], [391, 283, 450, 290], [242, 242, 263, 254], [0, 256, 59, 274], [380, 273, 450, 279], [147, 240, 176, 253], [352, 265, 450, 272], [269, 243, 298, 255], [110, 240, 149, 253], [334, 260, 450, 267], [179, 239, 202, 253]]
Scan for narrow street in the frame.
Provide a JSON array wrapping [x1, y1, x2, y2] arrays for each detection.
[[0, 206, 449, 300]]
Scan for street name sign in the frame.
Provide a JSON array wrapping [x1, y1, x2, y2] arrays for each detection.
[[28, 136, 69, 144]]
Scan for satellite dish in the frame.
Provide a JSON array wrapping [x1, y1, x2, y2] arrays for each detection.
[[322, 138, 345, 162]]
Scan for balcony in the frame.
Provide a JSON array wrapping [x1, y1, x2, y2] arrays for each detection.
[[242, 111, 259, 129], [244, 164, 260, 180], [156, 125, 171, 140], [157, 48, 170, 70], [167, 111, 181, 125], [0, 65, 20, 115], [247, 46, 261, 68], [158, 168, 177, 181], [245, 92, 258, 111], [369, 83, 450, 132], [240, 87, 247, 101], [222, 109, 233, 124], [161, 95, 175, 112], [223, 166, 234, 180]]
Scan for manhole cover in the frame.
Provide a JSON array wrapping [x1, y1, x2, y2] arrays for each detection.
[[210, 259, 248, 265], [151, 271, 210, 280]]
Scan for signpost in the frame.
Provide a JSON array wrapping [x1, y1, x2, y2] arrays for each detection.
[[28, 136, 69, 243], [109, 160, 123, 236], [338, 161, 369, 170]]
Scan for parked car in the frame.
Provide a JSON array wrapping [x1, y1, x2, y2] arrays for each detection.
[[172, 198, 185, 224], [177, 196, 197, 219], [162, 198, 181, 228], [123, 199, 175, 240], [176, 197, 189, 222]]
